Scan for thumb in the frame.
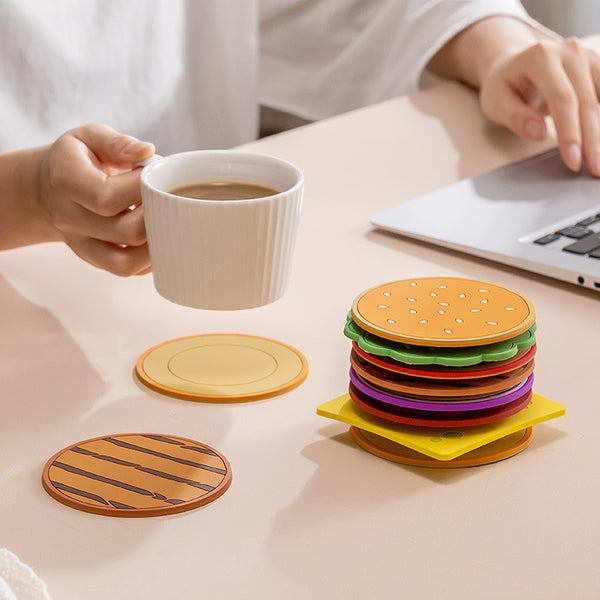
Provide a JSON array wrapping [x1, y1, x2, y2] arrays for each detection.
[[69, 123, 155, 169], [480, 87, 547, 142]]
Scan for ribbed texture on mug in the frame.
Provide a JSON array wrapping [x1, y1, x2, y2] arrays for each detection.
[[143, 187, 302, 310]]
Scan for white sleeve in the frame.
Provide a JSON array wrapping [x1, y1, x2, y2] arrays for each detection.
[[259, 0, 555, 121]]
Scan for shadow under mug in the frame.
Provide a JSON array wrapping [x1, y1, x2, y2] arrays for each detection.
[[141, 150, 304, 310]]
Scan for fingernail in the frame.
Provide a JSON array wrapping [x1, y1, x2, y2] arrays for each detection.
[[524, 119, 545, 140], [565, 143, 582, 171], [124, 140, 152, 155]]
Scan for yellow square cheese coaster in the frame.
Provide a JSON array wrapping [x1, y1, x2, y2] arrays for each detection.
[[316, 393, 565, 461]]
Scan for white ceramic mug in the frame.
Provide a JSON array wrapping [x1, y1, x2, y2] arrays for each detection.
[[141, 150, 303, 310]]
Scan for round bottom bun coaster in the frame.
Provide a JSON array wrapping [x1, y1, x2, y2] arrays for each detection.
[[42, 434, 232, 517], [136, 334, 309, 402], [350, 426, 533, 468]]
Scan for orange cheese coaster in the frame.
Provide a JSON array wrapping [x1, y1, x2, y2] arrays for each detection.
[[42, 434, 232, 517], [350, 427, 533, 468], [136, 334, 308, 402], [317, 392, 565, 460], [351, 277, 535, 347]]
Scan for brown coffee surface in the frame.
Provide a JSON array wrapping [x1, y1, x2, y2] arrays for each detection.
[[169, 182, 279, 200]]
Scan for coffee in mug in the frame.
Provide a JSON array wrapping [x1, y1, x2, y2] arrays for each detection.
[[169, 182, 279, 201]]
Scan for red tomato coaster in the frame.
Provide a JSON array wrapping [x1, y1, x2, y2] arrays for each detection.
[[352, 342, 536, 380], [42, 434, 232, 517], [350, 426, 533, 468], [349, 383, 532, 428]]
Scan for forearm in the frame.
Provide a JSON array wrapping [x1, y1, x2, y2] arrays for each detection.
[[0, 146, 60, 249], [427, 15, 551, 89]]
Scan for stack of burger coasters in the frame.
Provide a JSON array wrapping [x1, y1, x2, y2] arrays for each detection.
[[317, 277, 566, 468]]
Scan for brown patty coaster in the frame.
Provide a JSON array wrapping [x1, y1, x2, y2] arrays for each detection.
[[349, 349, 535, 398], [42, 434, 232, 517], [351, 277, 535, 347]]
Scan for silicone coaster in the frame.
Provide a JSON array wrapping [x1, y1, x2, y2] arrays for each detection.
[[349, 370, 534, 411], [136, 334, 308, 402], [351, 277, 536, 347], [349, 384, 532, 428], [42, 434, 232, 517], [316, 392, 565, 460], [345, 316, 536, 367], [352, 343, 537, 380], [350, 349, 534, 397], [350, 427, 533, 468]]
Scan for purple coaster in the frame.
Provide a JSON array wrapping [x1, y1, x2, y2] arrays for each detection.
[[349, 369, 534, 413]]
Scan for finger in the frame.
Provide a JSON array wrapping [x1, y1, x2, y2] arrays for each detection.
[[50, 141, 145, 216], [561, 44, 600, 175], [66, 235, 151, 277], [590, 56, 600, 98], [519, 47, 582, 170], [69, 123, 155, 170], [480, 83, 548, 141], [51, 201, 147, 247]]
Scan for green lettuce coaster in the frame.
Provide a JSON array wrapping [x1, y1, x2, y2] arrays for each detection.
[[343, 313, 536, 367]]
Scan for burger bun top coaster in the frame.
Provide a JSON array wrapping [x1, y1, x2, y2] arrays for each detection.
[[344, 316, 536, 367], [351, 277, 536, 347], [316, 393, 565, 461], [42, 434, 232, 517]]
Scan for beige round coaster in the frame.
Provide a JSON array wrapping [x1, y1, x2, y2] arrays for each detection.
[[42, 434, 231, 517], [136, 334, 308, 402], [351, 277, 535, 347]]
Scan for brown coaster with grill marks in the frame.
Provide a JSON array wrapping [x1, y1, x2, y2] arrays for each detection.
[[42, 433, 231, 517]]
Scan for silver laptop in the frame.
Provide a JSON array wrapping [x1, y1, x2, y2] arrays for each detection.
[[371, 148, 600, 293]]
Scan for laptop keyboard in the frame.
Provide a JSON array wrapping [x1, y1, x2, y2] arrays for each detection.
[[534, 213, 600, 258]]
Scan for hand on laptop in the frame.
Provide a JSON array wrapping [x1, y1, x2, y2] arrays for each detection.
[[428, 16, 600, 177]]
